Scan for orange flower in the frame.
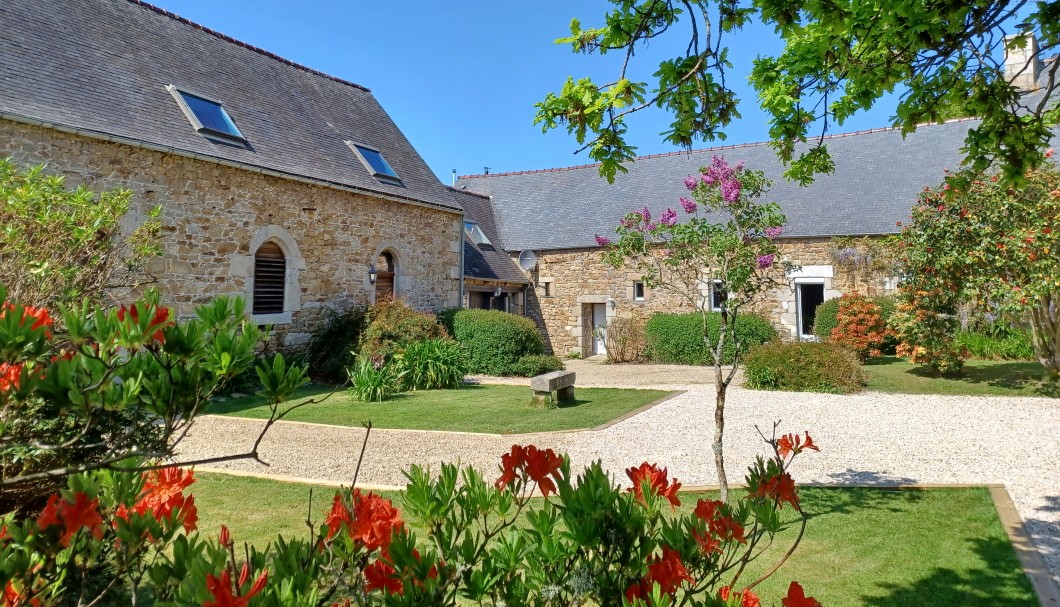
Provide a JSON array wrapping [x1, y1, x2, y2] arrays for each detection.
[[495, 444, 564, 496], [219, 525, 231, 548], [720, 586, 761, 607], [117, 302, 173, 344], [693, 499, 747, 544], [782, 581, 822, 607], [626, 463, 682, 509], [327, 490, 404, 551], [625, 546, 694, 603], [1, 303, 54, 339], [3, 580, 41, 607], [0, 363, 23, 393], [324, 493, 352, 540], [203, 567, 268, 607], [363, 547, 438, 596], [752, 473, 800, 510], [36, 492, 104, 547], [776, 432, 820, 459], [119, 467, 197, 533]]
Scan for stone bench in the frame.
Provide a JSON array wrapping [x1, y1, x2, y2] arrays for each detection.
[[530, 370, 575, 408]]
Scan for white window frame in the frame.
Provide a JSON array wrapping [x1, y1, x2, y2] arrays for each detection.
[[710, 279, 727, 312], [633, 281, 646, 301]]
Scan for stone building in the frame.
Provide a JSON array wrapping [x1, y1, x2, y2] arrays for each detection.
[[454, 117, 1029, 355], [0, 0, 464, 348]]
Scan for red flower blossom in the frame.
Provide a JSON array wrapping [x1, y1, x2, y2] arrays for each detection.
[[782, 581, 822, 607], [363, 547, 438, 596], [117, 302, 173, 344], [776, 432, 820, 459], [752, 473, 800, 510], [3, 580, 41, 607], [219, 525, 231, 548], [36, 492, 104, 547], [624, 546, 694, 603], [203, 567, 268, 607], [1, 303, 54, 339], [626, 463, 681, 509], [119, 467, 197, 533], [0, 363, 23, 393], [693, 499, 747, 544], [495, 444, 564, 496], [720, 586, 761, 607], [326, 490, 404, 551]]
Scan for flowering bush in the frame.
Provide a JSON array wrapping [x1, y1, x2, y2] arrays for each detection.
[[896, 159, 1060, 377], [599, 156, 792, 501], [0, 432, 823, 606], [828, 295, 892, 362]]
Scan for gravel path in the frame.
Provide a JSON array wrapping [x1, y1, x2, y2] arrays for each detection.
[[177, 368, 1060, 585]]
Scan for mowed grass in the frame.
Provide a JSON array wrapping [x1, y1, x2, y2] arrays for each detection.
[[193, 473, 1036, 606], [863, 356, 1060, 398], [206, 384, 673, 434]]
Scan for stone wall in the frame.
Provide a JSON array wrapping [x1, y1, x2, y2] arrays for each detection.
[[0, 119, 463, 350], [521, 238, 895, 355]]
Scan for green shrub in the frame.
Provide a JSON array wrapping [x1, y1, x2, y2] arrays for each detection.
[[874, 295, 900, 355], [307, 306, 368, 383], [744, 341, 866, 393], [644, 312, 776, 365], [510, 354, 565, 377], [812, 298, 841, 341], [392, 338, 467, 390], [359, 299, 447, 365], [447, 309, 545, 376], [349, 358, 396, 402]]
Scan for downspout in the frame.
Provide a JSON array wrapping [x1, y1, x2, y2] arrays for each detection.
[[458, 215, 465, 309]]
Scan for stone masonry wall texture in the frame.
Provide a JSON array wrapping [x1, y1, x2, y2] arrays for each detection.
[[525, 239, 893, 355], [0, 120, 462, 349]]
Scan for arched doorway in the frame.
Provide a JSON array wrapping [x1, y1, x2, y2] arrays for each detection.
[[375, 251, 395, 300]]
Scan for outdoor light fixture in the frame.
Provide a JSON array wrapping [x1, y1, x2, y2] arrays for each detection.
[[607, 298, 616, 310], [493, 287, 503, 297], [368, 264, 377, 284]]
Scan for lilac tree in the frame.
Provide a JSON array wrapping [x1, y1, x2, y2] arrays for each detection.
[[600, 157, 791, 501]]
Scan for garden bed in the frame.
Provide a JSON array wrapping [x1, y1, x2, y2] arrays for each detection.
[[206, 384, 674, 434], [193, 473, 1038, 606]]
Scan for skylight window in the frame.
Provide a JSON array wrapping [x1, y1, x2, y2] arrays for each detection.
[[346, 141, 402, 186], [464, 221, 492, 246], [166, 85, 244, 141]]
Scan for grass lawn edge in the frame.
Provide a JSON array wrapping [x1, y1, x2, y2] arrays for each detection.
[[202, 389, 685, 437], [989, 485, 1060, 605]]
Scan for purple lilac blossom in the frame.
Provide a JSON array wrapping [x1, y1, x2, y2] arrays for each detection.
[[659, 208, 678, 226], [637, 207, 652, 222], [679, 197, 697, 213], [756, 253, 776, 269], [645, 222, 659, 232], [720, 179, 741, 203], [595, 234, 612, 246], [765, 226, 784, 238], [684, 175, 698, 190]]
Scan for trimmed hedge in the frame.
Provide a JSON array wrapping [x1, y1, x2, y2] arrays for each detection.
[[744, 341, 866, 394], [644, 312, 776, 366], [510, 354, 565, 377], [445, 309, 545, 376], [359, 300, 448, 365]]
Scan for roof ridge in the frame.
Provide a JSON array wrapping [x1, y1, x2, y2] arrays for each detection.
[[126, 0, 371, 93], [458, 117, 981, 179], [445, 185, 491, 200]]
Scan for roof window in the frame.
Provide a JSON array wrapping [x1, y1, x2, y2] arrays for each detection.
[[167, 86, 244, 141], [347, 141, 402, 186], [464, 221, 492, 246]]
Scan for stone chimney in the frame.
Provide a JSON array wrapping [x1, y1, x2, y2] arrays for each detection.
[[1004, 33, 1042, 92]]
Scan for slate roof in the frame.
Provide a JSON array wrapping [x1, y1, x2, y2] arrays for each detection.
[[0, 0, 461, 213], [456, 120, 988, 251], [449, 187, 529, 284]]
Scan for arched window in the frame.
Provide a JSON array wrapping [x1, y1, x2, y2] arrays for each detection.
[[253, 241, 287, 314], [375, 251, 395, 300]]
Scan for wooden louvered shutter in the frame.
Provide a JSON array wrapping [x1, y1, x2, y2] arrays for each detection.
[[253, 242, 286, 314]]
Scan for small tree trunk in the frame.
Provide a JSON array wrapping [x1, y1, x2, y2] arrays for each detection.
[[1029, 297, 1060, 381], [714, 368, 729, 502]]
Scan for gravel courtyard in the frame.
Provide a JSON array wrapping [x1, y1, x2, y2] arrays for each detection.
[[178, 362, 1060, 585]]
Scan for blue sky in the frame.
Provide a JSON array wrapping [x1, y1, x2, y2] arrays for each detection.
[[153, 1, 900, 182]]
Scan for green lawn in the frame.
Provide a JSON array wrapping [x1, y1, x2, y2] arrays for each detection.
[[864, 356, 1060, 398], [206, 384, 673, 434], [193, 473, 1036, 606]]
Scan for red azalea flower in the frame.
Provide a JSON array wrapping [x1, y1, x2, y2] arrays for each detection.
[[720, 586, 761, 607], [219, 525, 231, 548], [120, 467, 197, 533], [625, 546, 694, 603], [752, 473, 800, 510], [203, 567, 268, 607], [495, 444, 526, 490], [782, 581, 822, 607], [777, 432, 820, 459], [626, 462, 682, 508], [0, 363, 23, 393], [495, 444, 564, 496], [343, 490, 403, 551], [36, 492, 104, 547], [324, 493, 352, 540], [117, 302, 173, 343], [3, 580, 41, 607], [694, 499, 747, 544], [364, 558, 403, 595]]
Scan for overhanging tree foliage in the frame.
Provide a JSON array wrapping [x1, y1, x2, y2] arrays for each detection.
[[534, 0, 1060, 184]]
